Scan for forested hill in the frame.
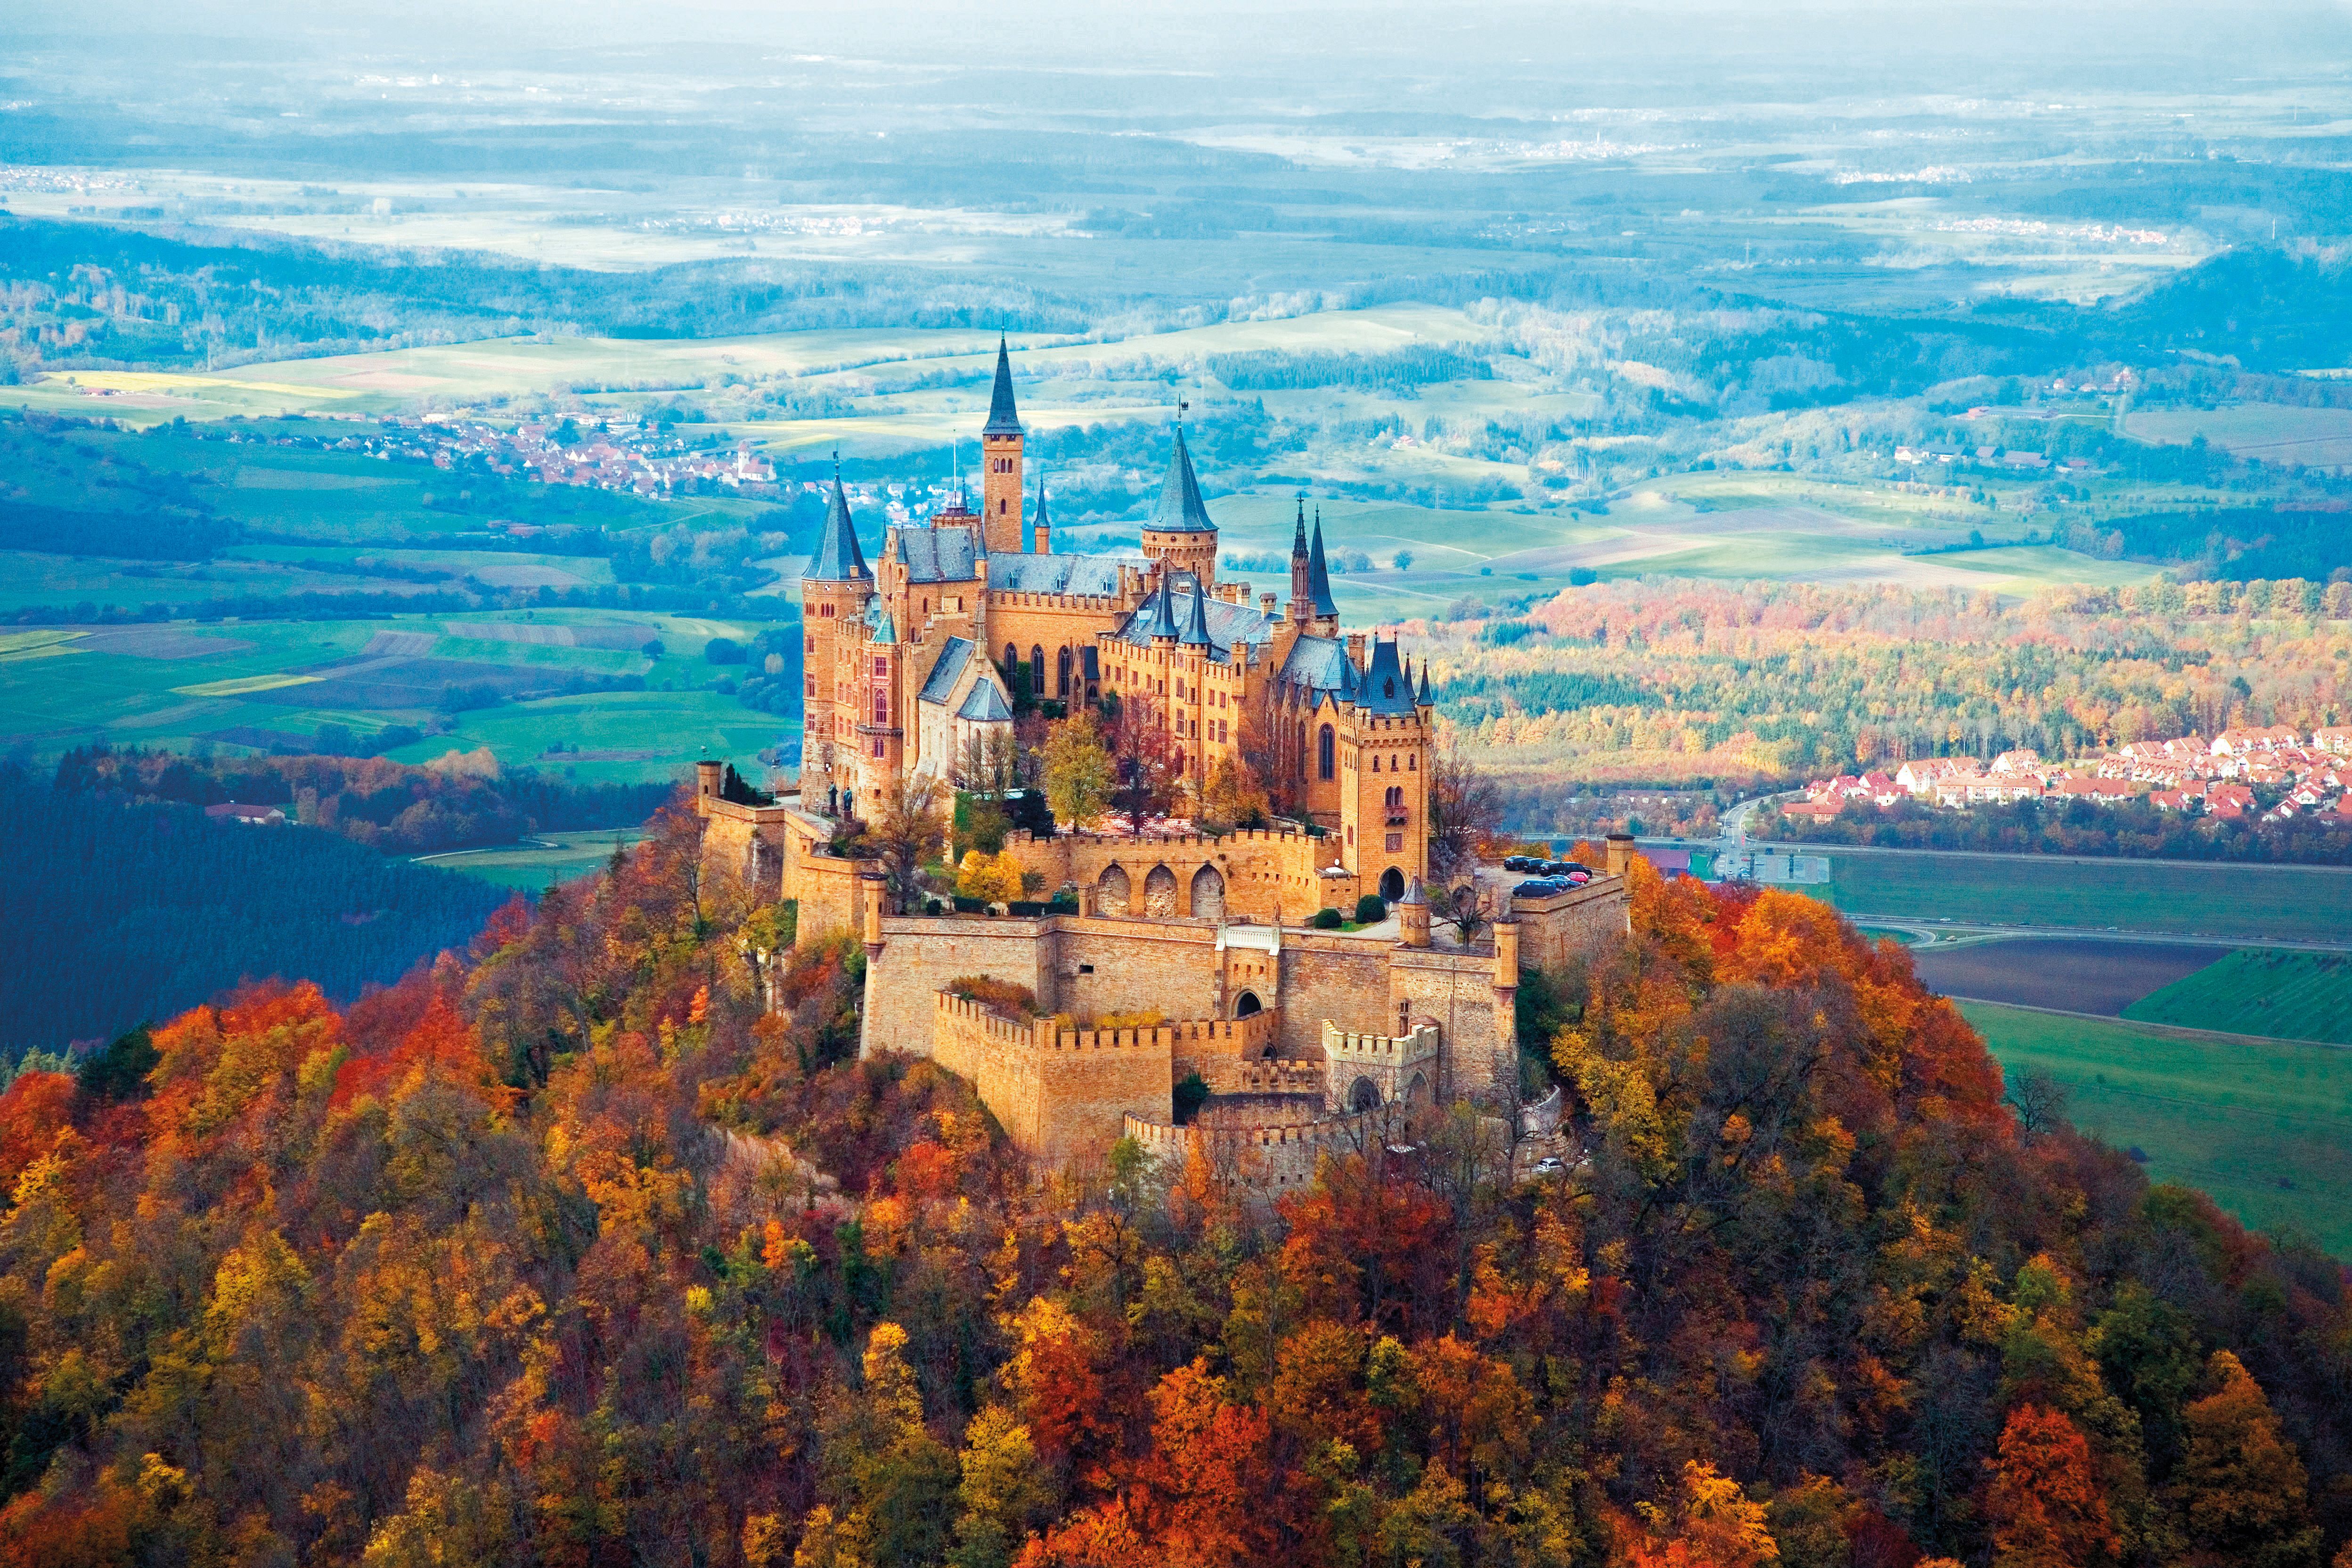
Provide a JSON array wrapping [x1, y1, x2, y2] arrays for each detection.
[[0, 769, 506, 1054], [0, 804, 2346, 1568]]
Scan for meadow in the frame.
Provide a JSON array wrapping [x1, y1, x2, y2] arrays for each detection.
[[1821, 851, 2352, 944], [414, 826, 654, 890], [2123, 949, 2352, 1045], [1960, 999, 2352, 1254]]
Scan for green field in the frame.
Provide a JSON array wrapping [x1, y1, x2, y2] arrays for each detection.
[[1821, 851, 2352, 945], [0, 608, 792, 784], [1961, 1000, 2352, 1253], [2124, 950, 2352, 1045], [416, 828, 653, 890]]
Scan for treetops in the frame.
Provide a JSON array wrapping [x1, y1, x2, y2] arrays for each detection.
[[0, 806, 2347, 1567]]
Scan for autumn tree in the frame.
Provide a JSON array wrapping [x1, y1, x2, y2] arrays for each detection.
[[1984, 1404, 2120, 1568], [2173, 1351, 2321, 1568], [1041, 711, 1115, 831], [1427, 732, 1503, 880], [1196, 753, 1270, 835], [857, 771, 950, 913], [1106, 693, 1180, 834]]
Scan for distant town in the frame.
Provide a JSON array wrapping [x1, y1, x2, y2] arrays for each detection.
[[1788, 725, 2352, 830]]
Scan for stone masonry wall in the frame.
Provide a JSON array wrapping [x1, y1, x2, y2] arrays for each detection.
[[1514, 875, 1633, 973]]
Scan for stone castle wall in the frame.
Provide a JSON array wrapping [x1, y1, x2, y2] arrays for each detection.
[[1121, 1104, 1410, 1189], [1002, 826, 1350, 923], [1513, 875, 1633, 972], [931, 992, 1175, 1166]]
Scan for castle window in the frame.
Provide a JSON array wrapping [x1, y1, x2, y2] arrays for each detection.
[[1000, 498, 1007, 514], [871, 738, 885, 759], [1031, 645, 1045, 694], [805, 635, 816, 653], [1409, 754, 1416, 770], [873, 693, 888, 724], [1057, 646, 1071, 697], [1318, 725, 1335, 780]]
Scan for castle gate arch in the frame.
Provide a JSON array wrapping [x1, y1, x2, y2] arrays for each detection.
[[1143, 864, 1179, 918], [1379, 866, 1405, 902], [1407, 1071, 1427, 1105], [1233, 990, 1262, 1019], [1348, 1076, 1381, 1113], [1097, 864, 1131, 915], [1190, 864, 1225, 919]]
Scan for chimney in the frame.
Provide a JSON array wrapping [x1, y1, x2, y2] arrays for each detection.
[[1606, 832, 1636, 880], [1260, 592, 1278, 616], [1346, 632, 1365, 669]]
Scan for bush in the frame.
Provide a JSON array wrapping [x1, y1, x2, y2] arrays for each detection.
[[952, 895, 988, 915], [946, 975, 1038, 1015], [704, 637, 746, 665], [1312, 907, 1343, 930], [1174, 1071, 1210, 1123], [1355, 894, 1388, 923], [1007, 900, 1046, 917]]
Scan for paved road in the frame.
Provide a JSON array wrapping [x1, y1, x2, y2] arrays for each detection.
[[1839, 915, 2352, 955]]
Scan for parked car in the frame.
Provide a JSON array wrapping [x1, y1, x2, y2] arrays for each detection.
[[1533, 1156, 1565, 1175], [1513, 878, 1563, 898]]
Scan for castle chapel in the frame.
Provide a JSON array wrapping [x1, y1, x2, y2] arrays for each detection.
[[699, 340, 1630, 1179], [800, 338, 1436, 904]]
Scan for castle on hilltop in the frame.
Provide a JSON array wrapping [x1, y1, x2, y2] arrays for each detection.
[[698, 339, 1632, 1177]]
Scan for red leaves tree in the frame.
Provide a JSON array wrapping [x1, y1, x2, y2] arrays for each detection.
[[1985, 1404, 2120, 1568]]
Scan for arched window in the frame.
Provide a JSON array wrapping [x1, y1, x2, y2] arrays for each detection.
[[1030, 645, 1045, 694], [1056, 646, 1072, 697], [873, 691, 888, 725], [1233, 990, 1262, 1018], [1317, 724, 1335, 780], [999, 497, 1008, 514], [1408, 753, 1416, 770], [1004, 643, 1018, 678]]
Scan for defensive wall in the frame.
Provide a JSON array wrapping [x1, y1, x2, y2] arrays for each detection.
[[1120, 1104, 1412, 1188], [931, 992, 1175, 1167], [691, 775, 879, 947], [1002, 825, 1354, 923]]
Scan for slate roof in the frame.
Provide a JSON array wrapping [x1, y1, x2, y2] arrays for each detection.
[[957, 680, 1013, 722], [890, 523, 980, 583], [1306, 514, 1338, 618], [988, 552, 1131, 596], [918, 637, 974, 706], [1357, 640, 1419, 715], [1116, 581, 1273, 664], [1279, 634, 1352, 692], [982, 336, 1022, 437], [1179, 576, 1214, 647], [807, 476, 870, 581], [1146, 427, 1217, 534], [871, 611, 897, 646]]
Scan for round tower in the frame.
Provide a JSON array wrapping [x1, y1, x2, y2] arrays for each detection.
[[1140, 424, 1219, 588]]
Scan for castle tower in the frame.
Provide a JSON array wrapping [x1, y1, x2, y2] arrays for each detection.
[[980, 335, 1024, 555], [1141, 424, 1219, 588], [1288, 495, 1313, 623], [1335, 638, 1429, 901], [1306, 511, 1339, 634], [854, 609, 905, 813], [802, 466, 873, 818]]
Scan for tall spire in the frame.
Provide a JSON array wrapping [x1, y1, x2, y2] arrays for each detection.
[[807, 451, 870, 581], [1306, 509, 1337, 618], [1032, 468, 1050, 554], [982, 334, 1022, 436], [1144, 570, 1181, 641], [1179, 572, 1213, 647], [1289, 493, 1312, 612], [1147, 426, 1217, 534]]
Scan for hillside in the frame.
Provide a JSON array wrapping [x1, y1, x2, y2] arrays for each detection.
[[0, 810, 2345, 1568], [0, 769, 506, 1053]]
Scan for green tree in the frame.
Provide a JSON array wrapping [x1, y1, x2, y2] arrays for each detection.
[[1041, 711, 1115, 830]]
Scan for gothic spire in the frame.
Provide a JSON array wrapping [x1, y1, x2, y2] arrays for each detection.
[[807, 452, 870, 581], [982, 334, 1022, 436], [1147, 425, 1217, 534], [1306, 509, 1338, 618]]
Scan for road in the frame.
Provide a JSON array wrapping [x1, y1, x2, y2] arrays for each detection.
[[1841, 915, 2352, 956]]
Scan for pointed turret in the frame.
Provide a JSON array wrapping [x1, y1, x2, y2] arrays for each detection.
[[1306, 511, 1338, 620], [1289, 494, 1313, 616], [807, 464, 870, 581], [1143, 572, 1181, 642], [982, 335, 1022, 436], [1148, 426, 1217, 534], [1179, 573, 1214, 648], [871, 611, 897, 645], [1418, 662, 1432, 704], [1032, 469, 1052, 555]]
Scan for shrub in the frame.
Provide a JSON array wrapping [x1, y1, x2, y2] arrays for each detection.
[[1355, 894, 1388, 923], [946, 975, 1038, 1016], [1174, 1071, 1210, 1123], [704, 637, 746, 665], [1312, 907, 1343, 929]]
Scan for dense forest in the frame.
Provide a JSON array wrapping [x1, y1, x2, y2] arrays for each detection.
[[54, 746, 677, 856], [1412, 578, 2352, 799], [0, 803, 2346, 1568], [0, 769, 505, 1054]]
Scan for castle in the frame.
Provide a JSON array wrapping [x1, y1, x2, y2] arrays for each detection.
[[699, 339, 1631, 1178]]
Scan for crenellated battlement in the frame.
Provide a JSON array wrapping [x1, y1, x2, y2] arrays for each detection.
[[1121, 1104, 1412, 1187], [1322, 1021, 1441, 1062]]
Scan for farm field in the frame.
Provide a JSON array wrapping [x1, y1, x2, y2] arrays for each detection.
[[2124, 950, 2352, 1045], [416, 827, 654, 890], [1907, 937, 2232, 1015], [2123, 402, 2352, 471], [0, 608, 792, 784], [1818, 850, 2352, 945], [1960, 1000, 2352, 1253]]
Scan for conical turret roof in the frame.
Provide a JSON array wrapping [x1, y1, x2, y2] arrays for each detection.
[[1147, 426, 1217, 534], [1031, 470, 1049, 550], [1179, 574, 1213, 646], [807, 468, 870, 582], [1143, 572, 1181, 640], [982, 335, 1022, 436], [1306, 512, 1338, 617]]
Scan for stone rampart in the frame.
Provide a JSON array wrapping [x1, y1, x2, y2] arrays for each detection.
[[1121, 1104, 1409, 1188], [1512, 874, 1633, 972], [930, 991, 1178, 1168]]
